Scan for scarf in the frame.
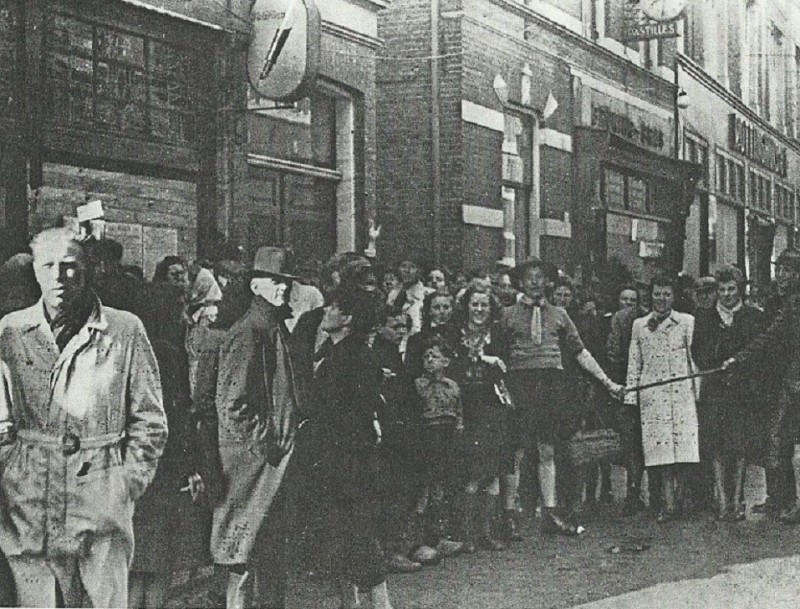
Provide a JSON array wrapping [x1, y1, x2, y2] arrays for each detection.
[[716, 300, 742, 327], [646, 310, 672, 332], [519, 294, 544, 345], [51, 287, 98, 352]]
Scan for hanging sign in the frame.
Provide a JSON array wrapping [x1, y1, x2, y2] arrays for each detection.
[[247, 0, 320, 102], [622, 0, 686, 42]]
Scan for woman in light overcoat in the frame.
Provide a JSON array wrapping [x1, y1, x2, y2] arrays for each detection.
[[625, 273, 699, 522]]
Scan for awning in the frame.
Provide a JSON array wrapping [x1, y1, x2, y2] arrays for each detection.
[[119, 0, 252, 34]]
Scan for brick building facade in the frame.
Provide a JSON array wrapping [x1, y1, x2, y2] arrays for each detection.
[[378, 0, 800, 288], [377, 0, 700, 279], [0, 0, 383, 274]]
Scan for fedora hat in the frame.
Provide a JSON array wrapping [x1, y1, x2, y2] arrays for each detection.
[[250, 246, 300, 281]]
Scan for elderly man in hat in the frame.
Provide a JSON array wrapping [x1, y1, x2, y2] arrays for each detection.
[[0, 227, 166, 607], [211, 246, 301, 609]]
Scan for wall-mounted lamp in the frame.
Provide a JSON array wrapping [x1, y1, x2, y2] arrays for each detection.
[[676, 88, 689, 110]]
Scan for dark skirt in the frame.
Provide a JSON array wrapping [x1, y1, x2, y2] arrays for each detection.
[[460, 382, 508, 484], [506, 368, 575, 446], [131, 488, 211, 573]]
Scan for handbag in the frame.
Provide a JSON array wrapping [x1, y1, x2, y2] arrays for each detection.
[[566, 406, 622, 467]]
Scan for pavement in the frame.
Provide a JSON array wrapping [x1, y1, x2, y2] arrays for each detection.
[[167, 465, 800, 609]]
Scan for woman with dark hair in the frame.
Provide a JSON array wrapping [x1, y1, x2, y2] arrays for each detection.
[[625, 272, 699, 522], [446, 282, 510, 552], [313, 284, 395, 609], [692, 265, 765, 521], [152, 255, 191, 295], [128, 283, 208, 609]]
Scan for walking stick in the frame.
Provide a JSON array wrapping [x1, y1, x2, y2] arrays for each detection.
[[625, 367, 725, 393]]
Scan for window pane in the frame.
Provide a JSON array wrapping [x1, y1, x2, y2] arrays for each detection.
[[604, 168, 624, 208], [628, 176, 647, 212]]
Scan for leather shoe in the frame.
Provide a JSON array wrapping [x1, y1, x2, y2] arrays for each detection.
[[541, 510, 582, 536], [387, 553, 422, 573], [435, 539, 465, 558], [411, 545, 440, 566]]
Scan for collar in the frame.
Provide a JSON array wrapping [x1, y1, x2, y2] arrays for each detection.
[[519, 294, 545, 307], [716, 301, 743, 316], [18, 296, 108, 334]]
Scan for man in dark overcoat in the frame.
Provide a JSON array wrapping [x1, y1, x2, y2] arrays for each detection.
[[724, 249, 800, 521], [211, 246, 300, 609]]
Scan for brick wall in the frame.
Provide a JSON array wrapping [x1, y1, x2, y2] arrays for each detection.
[[34, 163, 197, 278]]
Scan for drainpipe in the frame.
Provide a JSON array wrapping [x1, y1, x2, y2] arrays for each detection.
[[430, 0, 442, 266]]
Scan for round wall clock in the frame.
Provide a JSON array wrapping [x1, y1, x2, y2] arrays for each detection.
[[641, 0, 688, 22]]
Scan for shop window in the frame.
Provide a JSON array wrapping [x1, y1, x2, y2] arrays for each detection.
[[708, 197, 717, 267], [46, 12, 195, 145], [686, 136, 709, 189], [628, 176, 647, 213], [603, 168, 625, 209], [248, 90, 337, 169], [602, 166, 652, 215]]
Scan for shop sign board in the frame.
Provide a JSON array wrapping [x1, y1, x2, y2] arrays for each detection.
[[247, 0, 320, 102], [592, 104, 665, 151], [622, 1, 684, 42], [728, 114, 788, 178]]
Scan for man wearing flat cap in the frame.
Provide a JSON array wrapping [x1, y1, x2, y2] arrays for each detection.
[[211, 246, 301, 609]]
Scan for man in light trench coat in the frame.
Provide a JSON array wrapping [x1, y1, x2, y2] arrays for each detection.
[[0, 227, 167, 606], [211, 246, 300, 609]]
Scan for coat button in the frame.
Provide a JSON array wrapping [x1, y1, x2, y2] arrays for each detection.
[[62, 433, 80, 456]]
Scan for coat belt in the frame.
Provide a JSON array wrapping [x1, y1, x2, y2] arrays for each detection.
[[16, 429, 125, 456]]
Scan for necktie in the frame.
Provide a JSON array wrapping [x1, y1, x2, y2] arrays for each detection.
[[530, 303, 542, 346]]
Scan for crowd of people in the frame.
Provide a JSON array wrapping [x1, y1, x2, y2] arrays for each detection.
[[1, 222, 800, 609]]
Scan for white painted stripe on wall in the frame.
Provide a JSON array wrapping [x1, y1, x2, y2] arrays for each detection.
[[570, 67, 673, 121], [462, 101, 504, 132], [463, 205, 504, 228], [539, 129, 573, 152], [527, 0, 583, 35], [597, 37, 641, 66]]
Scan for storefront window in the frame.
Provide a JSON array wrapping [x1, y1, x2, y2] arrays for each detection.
[[603, 166, 651, 214], [47, 12, 195, 144], [248, 90, 336, 168]]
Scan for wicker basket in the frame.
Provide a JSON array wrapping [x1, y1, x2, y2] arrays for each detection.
[[566, 428, 622, 467]]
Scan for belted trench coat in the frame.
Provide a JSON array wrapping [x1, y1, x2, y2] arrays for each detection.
[[0, 300, 167, 562], [625, 311, 700, 467], [211, 297, 299, 565]]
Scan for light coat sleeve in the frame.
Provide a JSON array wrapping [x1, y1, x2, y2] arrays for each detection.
[[124, 318, 168, 501], [624, 320, 643, 405]]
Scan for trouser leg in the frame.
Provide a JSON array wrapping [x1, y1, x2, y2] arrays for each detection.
[[7, 556, 57, 608], [78, 535, 129, 608]]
